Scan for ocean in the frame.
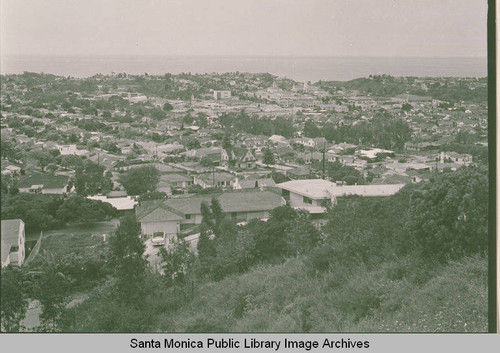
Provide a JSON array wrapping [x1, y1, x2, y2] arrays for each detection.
[[0, 55, 487, 82]]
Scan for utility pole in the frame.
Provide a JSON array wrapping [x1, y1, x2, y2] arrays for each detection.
[[322, 140, 326, 179], [212, 164, 215, 188]]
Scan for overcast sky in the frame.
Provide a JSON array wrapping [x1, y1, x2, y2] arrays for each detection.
[[0, 0, 487, 57]]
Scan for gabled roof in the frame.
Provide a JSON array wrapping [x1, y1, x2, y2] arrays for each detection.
[[136, 190, 283, 223], [196, 172, 235, 184], [160, 173, 192, 183], [136, 201, 185, 222], [164, 195, 216, 215]]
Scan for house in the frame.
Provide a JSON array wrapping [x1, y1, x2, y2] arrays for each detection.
[[276, 179, 405, 214], [294, 137, 327, 149], [86, 195, 137, 212], [58, 144, 88, 156], [1, 163, 22, 175], [232, 177, 276, 190], [213, 90, 231, 100], [135, 189, 284, 245], [157, 173, 193, 194], [193, 172, 236, 189], [287, 166, 313, 180], [268, 135, 289, 146], [223, 148, 257, 169], [235, 150, 257, 169], [1, 219, 25, 267], [17, 173, 71, 194], [162, 173, 193, 189]]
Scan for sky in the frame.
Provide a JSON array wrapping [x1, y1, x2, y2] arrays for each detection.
[[0, 0, 487, 57]]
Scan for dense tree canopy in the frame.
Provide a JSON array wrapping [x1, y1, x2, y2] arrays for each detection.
[[119, 165, 159, 195], [75, 160, 113, 196]]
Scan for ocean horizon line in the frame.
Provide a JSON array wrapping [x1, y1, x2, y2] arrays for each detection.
[[0, 56, 487, 82], [1, 54, 487, 59]]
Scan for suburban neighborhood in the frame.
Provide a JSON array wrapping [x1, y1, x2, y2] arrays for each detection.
[[1, 71, 489, 333]]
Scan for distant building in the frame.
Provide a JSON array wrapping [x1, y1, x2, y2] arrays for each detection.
[[58, 144, 88, 156], [233, 177, 276, 190], [1, 219, 25, 268], [213, 90, 231, 100], [193, 172, 236, 189]]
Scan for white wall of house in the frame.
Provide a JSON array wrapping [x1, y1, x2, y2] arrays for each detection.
[[41, 187, 67, 194], [141, 220, 179, 237], [228, 211, 269, 222], [3, 221, 25, 267], [179, 214, 203, 225], [289, 192, 324, 208]]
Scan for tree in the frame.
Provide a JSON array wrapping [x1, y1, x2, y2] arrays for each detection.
[[28, 150, 55, 172], [284, 210, 321, 256], [196, 223, 217, 278], [119, 165, 159, 195], [108, 214, 147, 305], [407, 166, 488, 262], [250, 206, 297, 261], [1, 266, 29, 332], [55, 196, 117, 223], [60, 155, 84, 169], [163, 102, 174, 112], [75, 160, 112, 196], [303, 121, 321, 138], [46, 163, 58, 174], [222, 134, 232, 149], [159, 238, 194, 286], [33, 254, 71, 331], [262, 148, 275, 165], [401, 103, 413, 112], [1, 194, 64, 232], [138, 191, 167, 202]]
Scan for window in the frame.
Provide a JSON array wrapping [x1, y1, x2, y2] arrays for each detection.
[[303, 196, 312, 204], [185, 214, 191, 220]]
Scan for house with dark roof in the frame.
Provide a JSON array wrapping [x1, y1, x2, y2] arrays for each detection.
[[1, 219, 25, 267], [135, 190, 284, 245], [193, 171, 236, 189], [157, 173, 193, 194], [223, 148, 257, 169]]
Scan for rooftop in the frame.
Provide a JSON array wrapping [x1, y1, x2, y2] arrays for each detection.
[[136, 189, 283, 222], [18, 173, 69, 189], [277, 179, 336, 199], [277, 179, 406, 199]]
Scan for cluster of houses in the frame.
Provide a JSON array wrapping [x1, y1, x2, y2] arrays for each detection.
[[134, 178, 405, 249], [0, 72, 486, 263]]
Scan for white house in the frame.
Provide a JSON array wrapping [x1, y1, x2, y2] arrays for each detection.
[[58, 144, 89, 156], [213, 90, 231, 100], [276, 179, 405, 214], [1, 219, 26, 268]]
